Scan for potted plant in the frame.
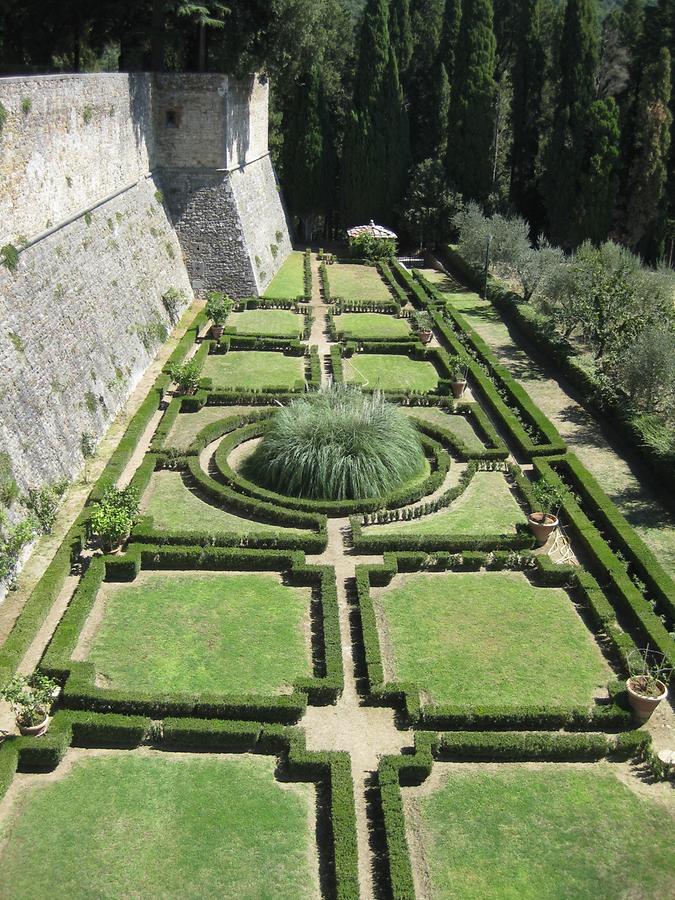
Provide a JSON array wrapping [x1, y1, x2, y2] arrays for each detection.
[[448, 361, 468, 398], [527, 478, 564, 545], [168, 358, 202, 396], [89, 485, 139, 553], [413, 311, 433, 345], [625, 647, 671, 723], [1, 673, 59, 736], [205, 290, 233, 339]]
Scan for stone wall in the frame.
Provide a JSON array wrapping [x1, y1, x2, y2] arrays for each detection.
[[0, 177, 192, 491]]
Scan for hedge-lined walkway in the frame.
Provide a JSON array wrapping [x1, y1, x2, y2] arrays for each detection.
[[424, 271, 675, 577]]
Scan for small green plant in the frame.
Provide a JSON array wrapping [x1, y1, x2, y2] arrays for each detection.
[[161, 287, 186, 324], [85, 391, 99, 414], [0, 452, 18, 507], [412, 311, 433, 332], [65, 175, 73, 188], [169, 358, 202, 395], [205, 290, 233, 327], [530, 478, 565, 518], [21, 97, 32, 114], [447, 360, 467, 382], [89, 484, 139, 552], [8, 331, 25, 352], [24, 481, 68, 534], [80, 432, 96, 483], [1, 244, 19, 272], [82, 105, 93, 124], [275, 230, 283, 243], [0, 102, 7, 131], [154, 189, 164, 204], [84, 211, 93, 226], [164, 241, 175, 260], [627, 647, 672, 698], [270, 243, 278, 258], [0, 673, 58, 728], [0, 511, 37, 583]]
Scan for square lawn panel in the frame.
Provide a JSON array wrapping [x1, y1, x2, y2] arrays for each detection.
[[368, 472, 525, 536], [265, 250, 306, 298], [327, 263, 392, 301], [82, 571, 311, 695], [202, 351, 304, 391], [226, 309, 302, 339], [141, 471, 306, 536], [0, 753, 319, 899], [405, 763, 674, 899], [343, 354, 439, 393], [334, 313, 411, 341], [375, 571, 610, 707], [166, 405, 273, 451]]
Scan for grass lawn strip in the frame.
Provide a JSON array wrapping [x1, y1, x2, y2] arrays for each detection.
[[404, 408, 486, 454], [141, 470, 306, 535], [328, 263, 392, 301], [81, 571, 311, 696], [202, 351, 304, 391], [335, 312, 411, 341], [374, 571, 610, 708], [406, 762, 674, 900], [0, 751, 319, 899], [366, 472, 525, 535], [165, 405, 275, 451], [343, 354, 439, 393], [226, 309, 302, 339], [265, 250, 306, 298]]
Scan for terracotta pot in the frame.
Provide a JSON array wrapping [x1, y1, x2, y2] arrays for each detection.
[[451, 380, 467, 399], [417, 329, 433, 345], [528, 511, 558, 545], [18, 712, 49, 737], [211, 324, 224, 340], [626, 678, 668, 723]]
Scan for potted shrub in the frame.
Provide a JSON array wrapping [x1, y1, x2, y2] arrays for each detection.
[[625, 648, 671, 723], [205, 290, 233, 339], [448, 361, 468, 398], [89, 485, 139, 553], [413, 311, 433, 345], [168, 358, 202, 396], [527, 478, 564, 545], [1, 673, 59, 736]]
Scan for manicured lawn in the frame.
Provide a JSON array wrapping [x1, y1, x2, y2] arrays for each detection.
[[405, 408, 486, 454], [343, 354, 439, 392], [142, 471, 306, 536], [265, 250, 306, 299], [85, 572, 311, 695], [368, 472, 525, 535], [226, 309, 302, 338], [376, 570, 610, 707], [0, 753, 318, 899], [410, 764, 675, 899], [202, 351, 304, 391], [334, 312, 411, 341], [328, 263, 392, 301], [166, 405, 273, 450]]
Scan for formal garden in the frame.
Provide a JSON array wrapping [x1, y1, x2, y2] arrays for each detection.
[[0, 249, 673, 898]]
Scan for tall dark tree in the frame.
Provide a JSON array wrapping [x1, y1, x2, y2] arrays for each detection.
[[446, 0, 497, 201], [389, 0, 413, 83], [340, 0, 409, 225], [282, 67, 337, 240], [440, 0, 463, 84], [542, 0, 599, 246], [407, 0, 448, 162], [510, 0, 545, 227], [624, 48, 672, 258], [578, 97, 620, 244]]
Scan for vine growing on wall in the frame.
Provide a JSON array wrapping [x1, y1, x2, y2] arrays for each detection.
[[1, 245, 19, 272]]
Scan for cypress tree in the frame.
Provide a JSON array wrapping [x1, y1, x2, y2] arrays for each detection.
[[440, 0, 463, 84], [389, 0, 413, 82], [408, 0, 450, 162], [624, 48, 672, 257], [578, 97, 620, 244], [340, 0, 409, 225], [282, 67, 337, 241], [446, 0, 497, 202], [542, 0, 599, 246], [510, 0, 545, 227]]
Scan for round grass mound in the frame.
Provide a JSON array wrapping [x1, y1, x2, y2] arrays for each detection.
[[245, 386, 427, 500]]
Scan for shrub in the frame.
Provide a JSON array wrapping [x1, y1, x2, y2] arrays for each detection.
[[1, 673, 59, 727], [245, 386, 427, 501], [168, 358, 202, 395], [89, 485, 139, 552], [161, 287, 187, 325], [205, 291, 233, 326], [24, 481, 68, 533], [1, 244, 19, 272], [348, 232, 397, 260]]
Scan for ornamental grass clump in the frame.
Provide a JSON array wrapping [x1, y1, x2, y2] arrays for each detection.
[[246, 385, 426, 500]]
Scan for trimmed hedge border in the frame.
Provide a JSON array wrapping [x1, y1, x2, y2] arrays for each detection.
[[41, 544, 343, 719], [0, 711, 359, 899], [355, 553, 631, 730]]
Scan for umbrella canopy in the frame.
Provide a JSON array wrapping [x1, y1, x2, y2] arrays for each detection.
[[347, 220, 397, 240]]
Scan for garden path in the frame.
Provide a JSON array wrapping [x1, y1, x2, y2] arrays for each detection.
[[424, 271, 675, 577]]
